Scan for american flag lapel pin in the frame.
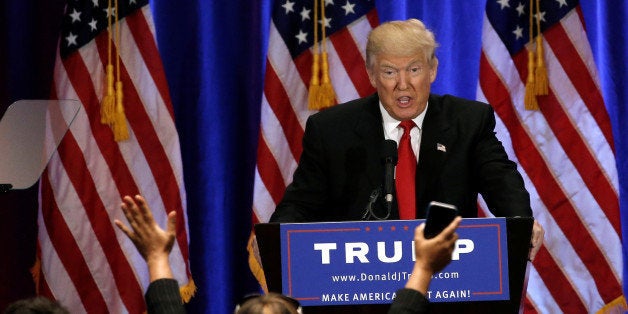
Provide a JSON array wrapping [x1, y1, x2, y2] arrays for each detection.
[[437, 143, 447, 152]]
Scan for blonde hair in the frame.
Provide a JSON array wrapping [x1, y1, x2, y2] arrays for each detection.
[[235, 293, 300, 314], [366, 19, 439, 69]]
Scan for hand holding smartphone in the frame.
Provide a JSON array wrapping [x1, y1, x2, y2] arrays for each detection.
[[424, 201, 459, 239]]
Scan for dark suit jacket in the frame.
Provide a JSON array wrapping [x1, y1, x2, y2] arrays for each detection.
[[145, 279, 186, 314], [388, 288, 429, 314], [270, 93, 532, 222]]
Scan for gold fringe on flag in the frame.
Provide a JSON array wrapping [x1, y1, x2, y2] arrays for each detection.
[[524, 0, 539, 110], [247, 232, 269, 293], [101, 0, 115, 124], [596, 295, 627, 314], [308, 0, 336, 110], [112, 0, 129, 141], [179, 277, 197, 303], [533, 0, 548, 96]]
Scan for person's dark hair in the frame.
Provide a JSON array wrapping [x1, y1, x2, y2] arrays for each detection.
[[3, 297, 69, 314], [235, 293, 300, 314]]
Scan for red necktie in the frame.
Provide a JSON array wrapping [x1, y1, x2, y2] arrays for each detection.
[[396, 120, 416, 219]]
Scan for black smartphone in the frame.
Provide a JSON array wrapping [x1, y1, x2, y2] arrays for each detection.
[[424, 201, 459, 239]]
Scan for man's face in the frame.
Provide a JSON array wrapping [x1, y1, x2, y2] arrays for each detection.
[[367, 53, 437, 121]]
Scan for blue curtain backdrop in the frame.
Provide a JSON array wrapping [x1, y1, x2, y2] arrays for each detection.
[[0, 1, 626, 313]]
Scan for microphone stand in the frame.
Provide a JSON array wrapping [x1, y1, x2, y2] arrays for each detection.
[[361, 187, 391, 220]]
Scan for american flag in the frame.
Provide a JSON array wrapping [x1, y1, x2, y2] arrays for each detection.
[[252, 0, 377, 225], [478, 0, 622, 312], [38, 0, 193, 312]]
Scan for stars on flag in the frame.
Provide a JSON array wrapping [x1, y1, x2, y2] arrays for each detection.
[[88, 18, 98, 31], [59, 0, 146, 57], [295, 30, 308, 44], [65, 32, 78, 47], [515, 2, 525, 16], [282, 0, 295, 14], [512, 25, 524, 39], [318, 16, 332, 28], [69, 9, 82, 23], [342, 1, 356, 15], [103, 7, 116, 18], [277, 0, 367, 50], [488, 0, 575, 48], [300, 7, 311, 21]]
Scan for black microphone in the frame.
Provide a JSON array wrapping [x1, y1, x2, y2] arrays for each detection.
[[381, 139, 398, 207]]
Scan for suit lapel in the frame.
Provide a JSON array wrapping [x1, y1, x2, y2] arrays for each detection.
[[418, 95, 453, 212], [353, 94, 385, 188]]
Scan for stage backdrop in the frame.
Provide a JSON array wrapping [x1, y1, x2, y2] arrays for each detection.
[[150, 1, 628, 313], [0, 1, 626, 314]]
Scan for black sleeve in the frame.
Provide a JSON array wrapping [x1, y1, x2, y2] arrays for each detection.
[[473, 105, 532, 217], [145, 278, 186, 314], [270, 115, 330, 222], [388, 288, 429, 314]]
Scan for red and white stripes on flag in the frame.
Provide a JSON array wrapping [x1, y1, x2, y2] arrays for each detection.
[[252, 1, 378, 225], [38, 3, 192, 313], [478, 2, 622, 313]]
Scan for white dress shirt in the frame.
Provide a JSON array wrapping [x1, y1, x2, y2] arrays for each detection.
[[379, 102, 428, 162]]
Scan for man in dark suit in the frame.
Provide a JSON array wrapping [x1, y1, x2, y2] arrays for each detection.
[[270, 19, 543, 260]]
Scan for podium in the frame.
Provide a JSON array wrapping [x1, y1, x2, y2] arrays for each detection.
[[255, 217, 533, 314]]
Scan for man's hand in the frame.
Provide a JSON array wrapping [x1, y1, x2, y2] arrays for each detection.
[[529, 219, 544, 261], [405, 216, 462, 294], [114, 195, 177, 282], [414, 216, 462, 273]]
